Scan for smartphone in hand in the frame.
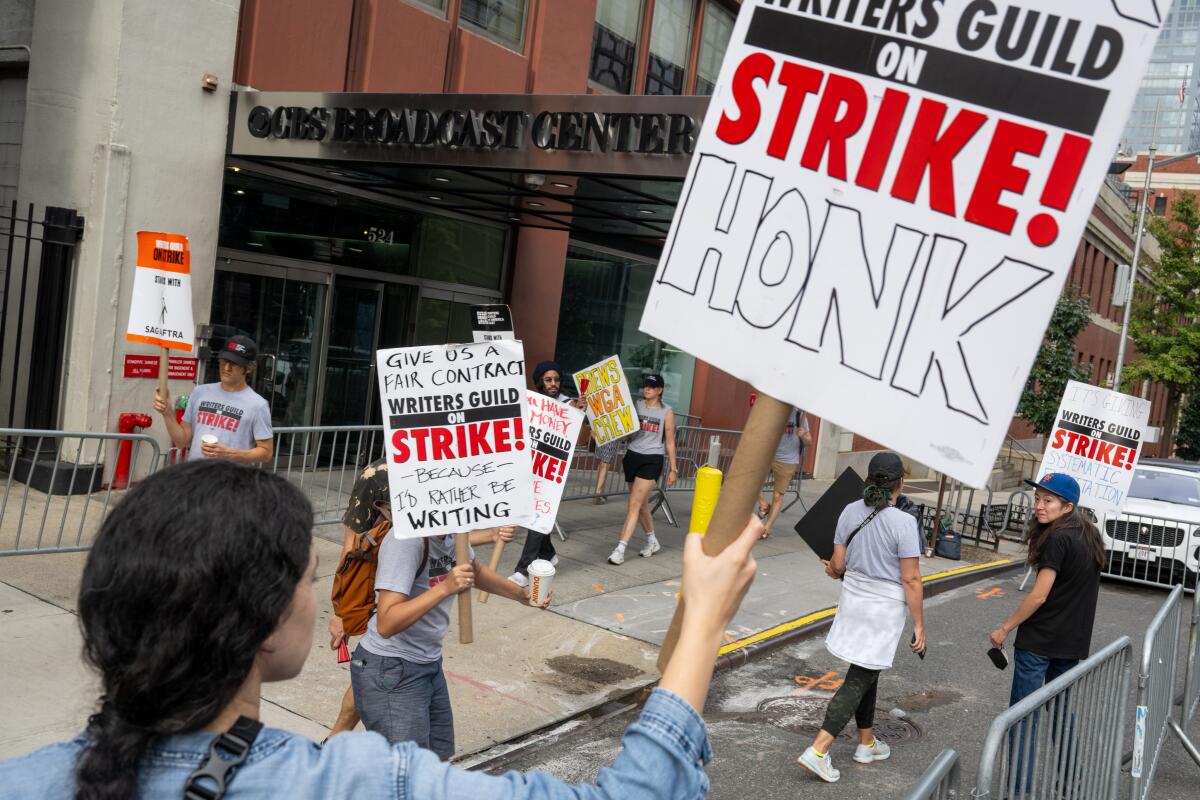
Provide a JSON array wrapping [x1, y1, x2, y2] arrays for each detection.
[[912, 633, 925, 660]]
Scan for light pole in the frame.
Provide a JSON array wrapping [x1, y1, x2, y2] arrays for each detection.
[[1113, 147, 1200, 390]]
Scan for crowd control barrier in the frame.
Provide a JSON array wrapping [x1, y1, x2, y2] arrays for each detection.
[[0, 428, 161, 556], [267, 426, 387, 526], [905, 749, 962, 799], [1098, 509, 1200, 592], [972, 636, 1134, 799]]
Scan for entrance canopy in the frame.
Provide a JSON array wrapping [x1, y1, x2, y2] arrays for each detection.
[[227, 91, 708, 248]]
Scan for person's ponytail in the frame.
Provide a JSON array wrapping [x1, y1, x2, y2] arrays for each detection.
[[75, 704, 157, 800], [863, 476, 901, 509]]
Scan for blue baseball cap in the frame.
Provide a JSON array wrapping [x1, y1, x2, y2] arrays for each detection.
[[1024, 473, 1080, 505]]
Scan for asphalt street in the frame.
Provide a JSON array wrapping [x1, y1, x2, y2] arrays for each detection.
[[484, 574, 1200, 799]]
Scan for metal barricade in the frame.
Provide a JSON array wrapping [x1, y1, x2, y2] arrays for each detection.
[[907, 749, 962, 800], [972, 636, 1134, 799], [1185, 582, 1200, 728], [267, 426, 387, 526], [1099, 510, 1200, 590], [1131, 585, 1194, 799], [0, 428, 161, 556]]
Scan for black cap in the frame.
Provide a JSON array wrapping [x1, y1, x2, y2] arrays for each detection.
[[867, 452, 905, 482], [218, 335, 257, 367], [643, 373, 664, 388], [532, 361, 561, 385]]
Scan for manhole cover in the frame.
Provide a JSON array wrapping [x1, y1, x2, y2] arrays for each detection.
[[754, 697, 921, 745]]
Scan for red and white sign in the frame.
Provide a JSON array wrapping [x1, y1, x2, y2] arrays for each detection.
[[526, 390, 585, 533], [123, 354, 198, 380], [375, 339, 534, 538], [640, 1, 1167, 486], [125, 231, 194, 352]]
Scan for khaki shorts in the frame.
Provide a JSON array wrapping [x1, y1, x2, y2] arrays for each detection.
[[770, 460, 797, 492]]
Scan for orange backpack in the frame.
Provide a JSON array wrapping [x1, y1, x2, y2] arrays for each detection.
[[331, 516, 428, 636]]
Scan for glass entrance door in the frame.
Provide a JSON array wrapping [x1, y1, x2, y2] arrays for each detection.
[[209, 263, 328, 428], [321, 280, 383, 428]]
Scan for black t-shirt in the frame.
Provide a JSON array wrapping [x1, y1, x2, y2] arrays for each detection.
[[1014, 523, 1102, 660]]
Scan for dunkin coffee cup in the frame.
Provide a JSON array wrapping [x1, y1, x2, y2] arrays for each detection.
[[527, 559, 556, 607]]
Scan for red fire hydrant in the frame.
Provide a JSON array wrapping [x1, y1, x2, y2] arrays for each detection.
[[114, 413, 153, 489]]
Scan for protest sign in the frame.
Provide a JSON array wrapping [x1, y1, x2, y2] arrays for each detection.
[[573, 356, 639, 446], [526, 390, 586, 533], [639, 0, 1167, 487], [376, 339, 534, 538], [470, 304, 515, 342], [1036, 380, 1151, 516], [126, 232, 194, 352]]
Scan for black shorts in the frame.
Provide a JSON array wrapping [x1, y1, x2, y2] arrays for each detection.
[[623, 450, 664, 483]]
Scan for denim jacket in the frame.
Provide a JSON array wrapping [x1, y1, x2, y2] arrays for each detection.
[[0, 689, 711, 799]]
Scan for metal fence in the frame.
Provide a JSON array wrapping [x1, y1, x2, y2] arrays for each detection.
[[906, 749, 962, 799], [972, 636, 1134, 799], [0, 429, 161, 556], [1098, 510, 1200, 592]]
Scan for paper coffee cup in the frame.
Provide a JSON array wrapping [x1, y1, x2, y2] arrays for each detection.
[[527, 559, 556, 607], [200, 434, 219, 454]]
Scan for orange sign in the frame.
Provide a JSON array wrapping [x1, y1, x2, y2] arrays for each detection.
[[125, 231, 194, 352]]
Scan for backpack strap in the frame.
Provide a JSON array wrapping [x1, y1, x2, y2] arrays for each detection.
[[843, 506, 884, 552]]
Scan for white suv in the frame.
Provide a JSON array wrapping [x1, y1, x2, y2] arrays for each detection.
[[1098, 462, 1200, 589]]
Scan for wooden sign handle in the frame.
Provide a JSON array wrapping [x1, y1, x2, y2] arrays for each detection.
[[456, 532, 474, 644], [655, 393, 790, 672], [477, 538, 506, 604], [157, 347, 169, 401]]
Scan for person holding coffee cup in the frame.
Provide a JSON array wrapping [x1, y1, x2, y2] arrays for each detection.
[[153, 334, 273, 463]]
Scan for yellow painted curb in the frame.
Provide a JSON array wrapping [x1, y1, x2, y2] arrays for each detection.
[[717, 558, 1015, 656]]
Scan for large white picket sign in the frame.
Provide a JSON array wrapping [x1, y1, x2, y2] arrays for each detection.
[[376, 339, 533, 538], [640, 0, 1167, 486], [1037, 380, 1151, 516], [526, 390, 586, 533]]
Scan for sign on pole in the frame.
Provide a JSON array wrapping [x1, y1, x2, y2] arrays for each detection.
[[126, 231, 194, 352], [639, 1, 1168, 487], [376, 339, 534, 537], [526, 390, 585, 533], [470, 304, 515, 342], [1036, 380, 1151, 516], [573, 356, 639, 446]]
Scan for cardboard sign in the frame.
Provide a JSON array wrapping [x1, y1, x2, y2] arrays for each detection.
[[470, 304, 515, 342], [376, 339, 533, 538], [573, 356, 639, 446], [1036, 380, 1151, 516], [125, 231, 194, 352], [525, 390, 586, 533], [639, 1, 1166, 487], [123, 354, 198, 380], [795, 467, 864, 561]]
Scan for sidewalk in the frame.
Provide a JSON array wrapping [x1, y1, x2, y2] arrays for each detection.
[[0, 479, 1021, 762]]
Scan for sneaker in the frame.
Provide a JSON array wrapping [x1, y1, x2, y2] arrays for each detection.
[[853, 739, 891, 764], [507, 572, 529, 588], [797, 747, 840, 783], [639, 540, 661, 558], [608, 547, 625, 565], [550, 556, 560, 567]]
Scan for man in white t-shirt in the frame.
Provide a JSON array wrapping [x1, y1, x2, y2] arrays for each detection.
[[762, 406, 811, 537], [153, 335, 273, 463]]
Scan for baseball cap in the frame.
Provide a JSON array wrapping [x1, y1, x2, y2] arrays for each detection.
[[643, 373, 664, 388], [1024, 472, 1080, 505], [218, 335, 257, 367], [867, 452, 905, 482]]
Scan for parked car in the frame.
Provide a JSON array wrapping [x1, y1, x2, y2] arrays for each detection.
[[1099, 463, 1200, 589]]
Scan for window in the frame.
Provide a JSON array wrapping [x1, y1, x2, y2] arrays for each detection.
[[416, 217, 506, 290], [696, 2, 734, 95], [591, 0, 644, 93], [646, 0, 696, 95], [406, 0, 447, 11], [1155, 194, 1169, 215], [459, 0, 526, 50]]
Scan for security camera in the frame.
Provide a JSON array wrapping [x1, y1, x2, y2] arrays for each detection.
[[524, 173, 546, 190]]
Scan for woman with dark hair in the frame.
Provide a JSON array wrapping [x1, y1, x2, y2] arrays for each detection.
[[0, 459, 764, 798], [989, 473, 1104, 705], [798, 452, 926, 783]]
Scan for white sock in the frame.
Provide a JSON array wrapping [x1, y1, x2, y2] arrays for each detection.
[[646, 532, 658, 543], [616, 541, 627, 552]]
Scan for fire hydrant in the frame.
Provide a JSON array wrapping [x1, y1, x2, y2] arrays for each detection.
[[114, 412, 153, 489]]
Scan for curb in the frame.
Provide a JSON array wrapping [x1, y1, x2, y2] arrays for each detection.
[[713, 558, 1022, 672]]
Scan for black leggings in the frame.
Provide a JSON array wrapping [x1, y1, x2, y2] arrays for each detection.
[[514, 529, 555, 576], [821, 664, 880, 736]]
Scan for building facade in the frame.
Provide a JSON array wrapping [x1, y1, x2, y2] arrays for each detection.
[[1121, 0, 1200, 154]]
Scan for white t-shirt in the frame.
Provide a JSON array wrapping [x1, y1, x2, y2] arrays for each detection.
[[774, 407, 810, 464], [834, 501, 923, 584]]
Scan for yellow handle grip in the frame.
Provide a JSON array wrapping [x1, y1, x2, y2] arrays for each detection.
[[689, 466, 723, 534]]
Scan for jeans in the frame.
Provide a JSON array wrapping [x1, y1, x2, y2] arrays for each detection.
[[821, 664, 881, 736], [514, 528, 556, 576], [1006, 649, 1080, 796], [350, 645, 455, 760]]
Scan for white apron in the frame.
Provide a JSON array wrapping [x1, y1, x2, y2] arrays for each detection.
[[825, 569, 908, 670]]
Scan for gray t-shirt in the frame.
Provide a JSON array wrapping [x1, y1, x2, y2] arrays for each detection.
[[835, 501, 923, 584], [182, 383, 272, 461], [774, 407, 810, 464], [360, 533, 475, 663], [628, 400, 670, 455]]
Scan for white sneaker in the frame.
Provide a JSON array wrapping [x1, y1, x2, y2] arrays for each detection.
[[507, 572, 529, 588], [639, 540, 661, 558], [797, 747, 840, 782], [853, 739, 891, 763], [608, 547, 625, 565]]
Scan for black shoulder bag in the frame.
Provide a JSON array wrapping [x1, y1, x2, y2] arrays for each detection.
[[183, 716, 263, 800]]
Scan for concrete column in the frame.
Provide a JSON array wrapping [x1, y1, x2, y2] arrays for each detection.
[[16, 0, 239, 454], [812, 421, 843, 480], [508, 227, 569, 372]]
